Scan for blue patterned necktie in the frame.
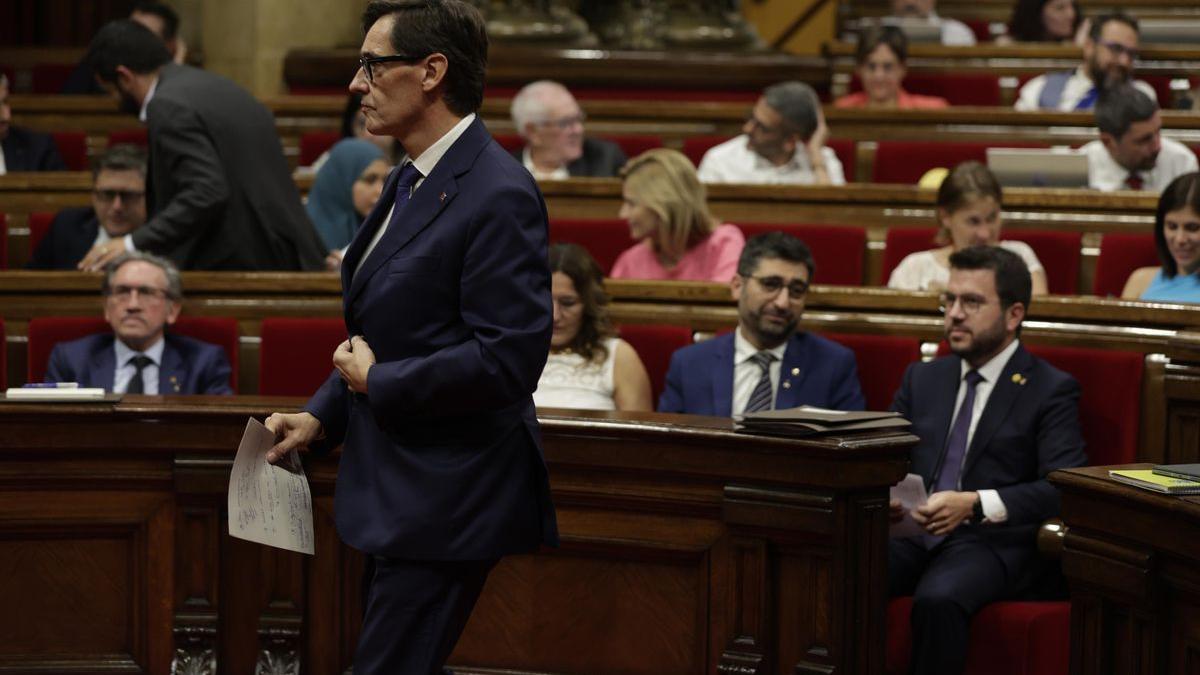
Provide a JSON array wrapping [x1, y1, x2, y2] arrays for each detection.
[[743, 351, 777, 414], [387, 162, 423, 229], [1074, 86, 1098, 111], [925, 369, 984, 548]]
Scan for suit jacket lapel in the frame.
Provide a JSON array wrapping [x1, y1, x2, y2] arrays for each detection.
[[89, 339, 116, 391], [775, 334, 808, 409], [922, 357, 962, 489], [340, 164, 403, 296], [962, 345, 1033, 479], [713, 334, 735, 416], [158, 338, 186, 394]]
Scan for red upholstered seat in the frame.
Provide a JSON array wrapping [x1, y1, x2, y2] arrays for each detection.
[[1002, 230, 1081, 294], [737, 223, 866, 286], [27, 316, 239, 392], [822, 333, 921, 410], [0, 213, 7, 270], [873, 141, 1045, 185], [30, 64, 74, 94], [0, 318, 7, 389], [490, 133, 525, 154], [50, 131, 88, 171], [1093, 233, 1158, 297], [28, 212, 54, 255], [962, 19, 994, 44], [107, 129, 148, 148], [298, 130, 342, 167], [881, 227, 939, 285], [682, 135, 728, 167], [617, 323, 693, 405], [600, 134, 662, 160], [548, 218, 630, 274], [850, 73, 1001, 106], [259, 318, 346, 396]]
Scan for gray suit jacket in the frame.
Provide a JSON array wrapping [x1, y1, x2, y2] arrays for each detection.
[[134, 64, 326, 270]]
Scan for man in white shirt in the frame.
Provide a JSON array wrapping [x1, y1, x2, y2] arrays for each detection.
[[509, 80, 626, 180], [888, 246, 1087, 675], [1082, 84, 1198, 192], [698, 81, 846, 186], [1015, 12, 1155, 112], [888, 0, 977, 46]]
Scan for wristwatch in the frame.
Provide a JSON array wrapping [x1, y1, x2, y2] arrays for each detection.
[[972, 494, 985, 523]]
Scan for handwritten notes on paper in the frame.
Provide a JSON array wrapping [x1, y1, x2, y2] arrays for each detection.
[[889, 473, 929, 539], [228, 417, 314, 555]]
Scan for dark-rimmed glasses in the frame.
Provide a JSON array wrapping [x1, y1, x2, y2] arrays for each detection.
[[749, 275, 809, 299], [358, 54, 427, 83], [1099, 40, 1139, 61], [104, 284, 173, 303], [93, 189, 145, 203], [938, 292, 987, 315]]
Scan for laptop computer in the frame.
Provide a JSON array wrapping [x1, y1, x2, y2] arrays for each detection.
[[848, 17, 943, 44], [1139, 19, 1200, 46], [986, 148, 1090, 188]]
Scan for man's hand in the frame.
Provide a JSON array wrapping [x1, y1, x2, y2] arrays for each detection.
[[889, 498, 907, 524], [334, 335, 375, 394], [806, 107, 832, 184], [263, 411, 323, 464], [912, 491, 979, 537], [78, 237, 128, 272], [324, 250, 344, 271]]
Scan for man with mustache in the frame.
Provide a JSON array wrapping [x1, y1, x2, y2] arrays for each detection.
[[888, 246, 1087, 674], [1083, 84, 1198, 192], [658, 231, 865, 415], [44, 251, 232, 395], [1016, 12, 1155, 111]]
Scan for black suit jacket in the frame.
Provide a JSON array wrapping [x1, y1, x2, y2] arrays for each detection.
[[511, 136, 627, 178], [891, 343, 1088, 575], [134, 64, 327, 270], [2, 126, 66, 172], [26, 207, 98, 270]]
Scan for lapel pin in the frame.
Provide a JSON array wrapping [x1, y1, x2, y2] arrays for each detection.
[[1011, 373, 1028, 385], [782, 381, 791, 389], [439, 192, 446, 202], [791, 367, 800, 376]]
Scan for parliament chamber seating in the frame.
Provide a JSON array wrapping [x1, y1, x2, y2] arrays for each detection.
[[0, 214, 6, 270], [602, 134, 663, 159], [29, 63, 73, 94], [258, 317, 346, 396], [298, 130, 342, 167], [872, 140, 1046, 185], [107, 128, 148, 148], [50, 131, 88, 171], [737, 222, 866, 285], [821, 332, 921, 411], [548, 218, 629, 274], [0, 318, 5, 387], [490, 132, 524, 154], [1092, 233, 1158, 298], [681, 134, 726, 166], [615, 323, 694, 404], [27, 211, 53, 254], [847, 72, 1002, 106], [26, 315, 241, 392]]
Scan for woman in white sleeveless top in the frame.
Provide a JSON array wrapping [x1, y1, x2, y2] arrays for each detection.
[[534, 244, 653, 411]]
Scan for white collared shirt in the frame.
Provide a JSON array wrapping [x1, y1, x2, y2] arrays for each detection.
[[945, 338, 1021, 522], [1082, 136, 1199, 192], [0, 146, 7, 175], [138, 75, 159, 123], [113, 336, 166, 394], [732, 327, 789, 415], [522, 147, 569, 181], [1015, 67, 1158, 111], [355, 113, 476, 277], [697, 134, 845, 186], [927, 12, 977, 46]]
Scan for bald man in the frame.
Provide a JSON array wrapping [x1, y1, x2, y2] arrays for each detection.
[[509, 80, 626, 180]]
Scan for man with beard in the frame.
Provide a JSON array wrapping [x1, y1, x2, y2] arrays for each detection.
[[887, 246, 1087, 675], [1083, 84, 1198, 192], [76, 19, 327, 271], [1016, 12, 1155, 111], [658, 232, 864, 415], [509, 80, 626, 179], [697, 81, 845, 186]]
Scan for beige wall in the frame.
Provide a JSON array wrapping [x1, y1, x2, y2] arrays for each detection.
[[741, 0, 837, 55]]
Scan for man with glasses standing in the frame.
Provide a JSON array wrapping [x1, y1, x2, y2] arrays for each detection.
[[697, 81, 844, 186], [659, 231, 865, 415], [1016, 12, 1155, 111], [44, 251, 232, 395], [263, 2, 558, 672], [509, 80, 626, 180], [888, 246, 1087, 674]]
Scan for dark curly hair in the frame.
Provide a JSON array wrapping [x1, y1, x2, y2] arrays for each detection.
[[549, 243, 615, 363]]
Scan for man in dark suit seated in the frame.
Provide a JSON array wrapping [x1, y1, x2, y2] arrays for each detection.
[[509, 79, 626, 180], [0, 73, 66, 174], [61, 1, 188, 95], [27, 144, 148, 270], [659, 231, 866, 415], [45, 251, 232, 395], [888, 246, 1088, 674]]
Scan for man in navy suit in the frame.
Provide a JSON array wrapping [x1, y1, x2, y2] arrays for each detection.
[[659, 231, 865, 415], [0, 74, 66, 174], [45, 252, 232, 395], [28, 144, 148, 270], [264, 2, 557, 673], [888, 246, 1087, 674]]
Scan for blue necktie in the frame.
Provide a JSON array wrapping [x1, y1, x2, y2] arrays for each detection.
[[1074, 87, 1098, 111], [925, 370, 983, 548], [386, 162, 423, 231], [743, 351, 777, 414]]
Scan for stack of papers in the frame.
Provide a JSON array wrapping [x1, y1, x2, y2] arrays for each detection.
[[735, 406, 911, 437], [1109, 469, 1200, 495], [4, 387, 108, 401]]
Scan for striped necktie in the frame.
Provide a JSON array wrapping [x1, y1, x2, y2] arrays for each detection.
[[743, 351, 777, 414]]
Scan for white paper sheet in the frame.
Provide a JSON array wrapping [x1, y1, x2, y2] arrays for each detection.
[[889, 473, 929, 539], [228, 417, 314, 555]]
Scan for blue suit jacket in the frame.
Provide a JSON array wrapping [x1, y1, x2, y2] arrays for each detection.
[[304, 117, 558, 560], [26, 207, 98, 270], [45, 332, 233, 394], [658, 331, 866, 415], [890, 344, 1087, 575]]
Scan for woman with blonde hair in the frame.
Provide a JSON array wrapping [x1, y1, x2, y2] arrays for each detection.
[[611, 148, 745, 282]]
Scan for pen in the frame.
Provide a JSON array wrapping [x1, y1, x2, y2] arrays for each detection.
[[21, 383, 80, 389]]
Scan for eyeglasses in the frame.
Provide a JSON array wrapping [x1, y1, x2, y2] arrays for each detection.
[[1099, 40, 1139, 61], [358, 54, 427, 83], [93, 189, 145, 203], [745, 114, 784, 136], [104, 284, 173, 303], [938, 292, 988, 315], [538, 113, 586, 131], [749, 275, 809, 299]]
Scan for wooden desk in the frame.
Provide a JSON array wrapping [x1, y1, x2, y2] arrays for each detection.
[[0, 398, 914, 674]]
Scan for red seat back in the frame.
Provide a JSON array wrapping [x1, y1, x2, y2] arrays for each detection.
[[259, 318, 346, 396], [0, 213, 7, 270], [600, 134, 662, 160], [28, 212, 55, 255], [873, 141, 1045, 184], [682, 135, 729, 167], [1001, 230, 1081, 294], [850, 72, 1000, 106], [1093, 233, 1158, 297], [823, 332, 921, 411], [548, 218, 630, 274], [491, 133, 525, 154], [298, 130, 342, 167], [617, 324, 694, 405], [50, 131, 88, 171], [881, 227, 939, 284], [0, 318, 7, 389], [737, 223, 866, 285], [28, 316, 239, 392], [107, 129, 148, 148], [827, 138, 857, 183], [30, 64, 74, 94]]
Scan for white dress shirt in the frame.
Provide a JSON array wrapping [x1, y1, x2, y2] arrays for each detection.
[[0, 147, 7, 175], [522, 147, 569, 181], [1082, 137, 1199, 192], [732, 328, 789, 415], [355, 113, 476, 278], [929, 13, 977, 46], [113, 336, 165, 394], [1015, 67, 1158, 112], [124, 76, 160, 253], [697, 135, 846, 186], [946, 338, 1021, 522]]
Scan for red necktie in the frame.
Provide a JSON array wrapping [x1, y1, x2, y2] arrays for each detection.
[[1125, 172, 1144, 191]]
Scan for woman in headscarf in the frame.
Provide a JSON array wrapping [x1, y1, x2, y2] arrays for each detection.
[[305, 138, 389, 268]]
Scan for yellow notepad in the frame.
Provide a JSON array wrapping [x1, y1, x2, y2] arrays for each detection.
[[1109, 469, 1200, 495]]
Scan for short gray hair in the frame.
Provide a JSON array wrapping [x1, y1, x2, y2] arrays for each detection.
[[763, 81, 820, 140], [510, 80, 573, 139], [102, 251, 183, 301]]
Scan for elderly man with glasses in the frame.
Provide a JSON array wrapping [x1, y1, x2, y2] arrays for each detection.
[[1016, 11, 1156, 111], [508, 79, 626, 180], [43, 251, 232, 395], [658, 231, 865, 415]]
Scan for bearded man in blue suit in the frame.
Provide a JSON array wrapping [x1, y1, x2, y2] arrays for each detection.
[[658, 231, 865, 416], [264, 2, 557, 673]]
